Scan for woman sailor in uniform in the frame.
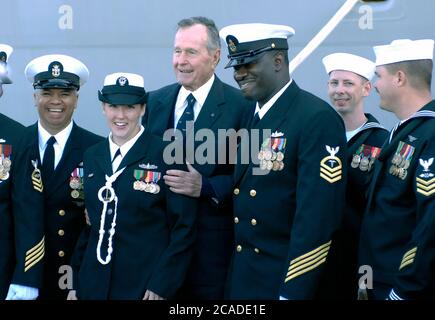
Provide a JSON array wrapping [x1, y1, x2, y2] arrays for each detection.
[[72, 72, 197, 300]]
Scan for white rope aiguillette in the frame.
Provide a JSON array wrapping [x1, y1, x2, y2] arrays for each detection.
[[96, 167, 126, 265]]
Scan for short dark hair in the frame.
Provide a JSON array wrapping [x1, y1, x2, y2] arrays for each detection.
[[385, 59, 433, 90], [177, 16, 221, 52]]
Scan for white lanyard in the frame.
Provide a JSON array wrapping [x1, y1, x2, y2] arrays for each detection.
[[96, 167, 126, 265]]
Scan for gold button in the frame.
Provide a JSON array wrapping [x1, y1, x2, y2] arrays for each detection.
[[59, 210, 66, 216], [234, 188, 240, 195], [58, 251, 65, 258], [254, 248, 260, 254], [58, 229, 65, 236], [234, 217, 239, 224], [251, 219, 257, 226], [250, 189, 256, 197], [236, 245, 242, 252]]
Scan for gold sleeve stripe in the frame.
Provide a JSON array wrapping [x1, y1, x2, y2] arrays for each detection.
[[399, 247, 417, 270], [286, 250, 328, 278], [25, 244, 44, 266], [402, 247, 417, 260], [289, 241, 332, 266], [287, 246, 329, 273], [26, 237, 45, 256], [285, 257, 327, 283], [399, 257, 415, 271], [25, 250, 44, 272], [24, 248, 44, 271]]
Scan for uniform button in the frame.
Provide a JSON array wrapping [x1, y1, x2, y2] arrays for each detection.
[[234, 217, 239, 224], [107, 208, 113, 215], [58, 229, 65, 236], [59, 210, 66, 216], [250, 189, 257, 197], [254, 248, 260, 254], [236, 245, 242, 252], [251, 219, 257, 226], [58, 251, 65, 258], [233, 188, 240, 195]]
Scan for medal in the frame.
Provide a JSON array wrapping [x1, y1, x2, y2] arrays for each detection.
[[260, 160, 268, 171], [2, 157, 11, 170], [257, 150, 264, 161], [272, 161, 280, 171], [271, 151, 277, 161], [70, 177, 81, 189], [71, 189, 80, 199], [276, 152, 284, 162], [266, 160, 273, 171], [263, 149, 272, 161], [133, 180, 142, 190], [398, 167, 408, 180], [359, 157, 370, 171], [351, 154, 361, 168]]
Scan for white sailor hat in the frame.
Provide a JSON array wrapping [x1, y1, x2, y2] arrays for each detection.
[[322, 52, 375, 81], [0, 44, 13, 84], [98, 72, 147, 105], [25, 54, 89, 90], [374, 39, 435, 66], [219, 23, 295, 68]]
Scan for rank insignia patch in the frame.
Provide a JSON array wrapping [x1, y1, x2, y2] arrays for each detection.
[[31, 159, 43, 193], [320, 145, 342, 183], [416, 158, 435, 196]]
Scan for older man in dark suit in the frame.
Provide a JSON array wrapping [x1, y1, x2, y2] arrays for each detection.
[[144, 16, 252, 299], [7, 54, 102, 300], [0, 44, 25, 300]]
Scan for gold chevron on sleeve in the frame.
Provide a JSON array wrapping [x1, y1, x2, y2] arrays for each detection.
[[399, 247, 417, 270], [285, 241, 332, 283], [320, 159, 342, 184], [416, 177, 435, 196], [24, 237, 45, 272]]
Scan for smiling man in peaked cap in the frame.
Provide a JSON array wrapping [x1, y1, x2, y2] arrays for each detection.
[[220, 23, 347, 300], [7, 54, 103, 300]]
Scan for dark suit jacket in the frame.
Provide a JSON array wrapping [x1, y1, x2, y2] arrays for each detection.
[[10, 122, 102, 299], [74, 131, 197, 299], [359, 101, 435, 299], [228, 81, 347, 299], [0, 113, 25, 299], [144, 76, 253, 299]]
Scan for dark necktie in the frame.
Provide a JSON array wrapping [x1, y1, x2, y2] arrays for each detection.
[[251, 112, 260, 127], [176, 93, 196, 136], [42, 136, 56, 182], [112, 148, 121, 163]]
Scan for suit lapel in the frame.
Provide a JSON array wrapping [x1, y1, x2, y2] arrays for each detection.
[[194, 77, 224, 131], [148, 84, 180, 134], [117, 131, 151, 171], [93, 140, 112, 176], [45, 124, 83, 194]]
